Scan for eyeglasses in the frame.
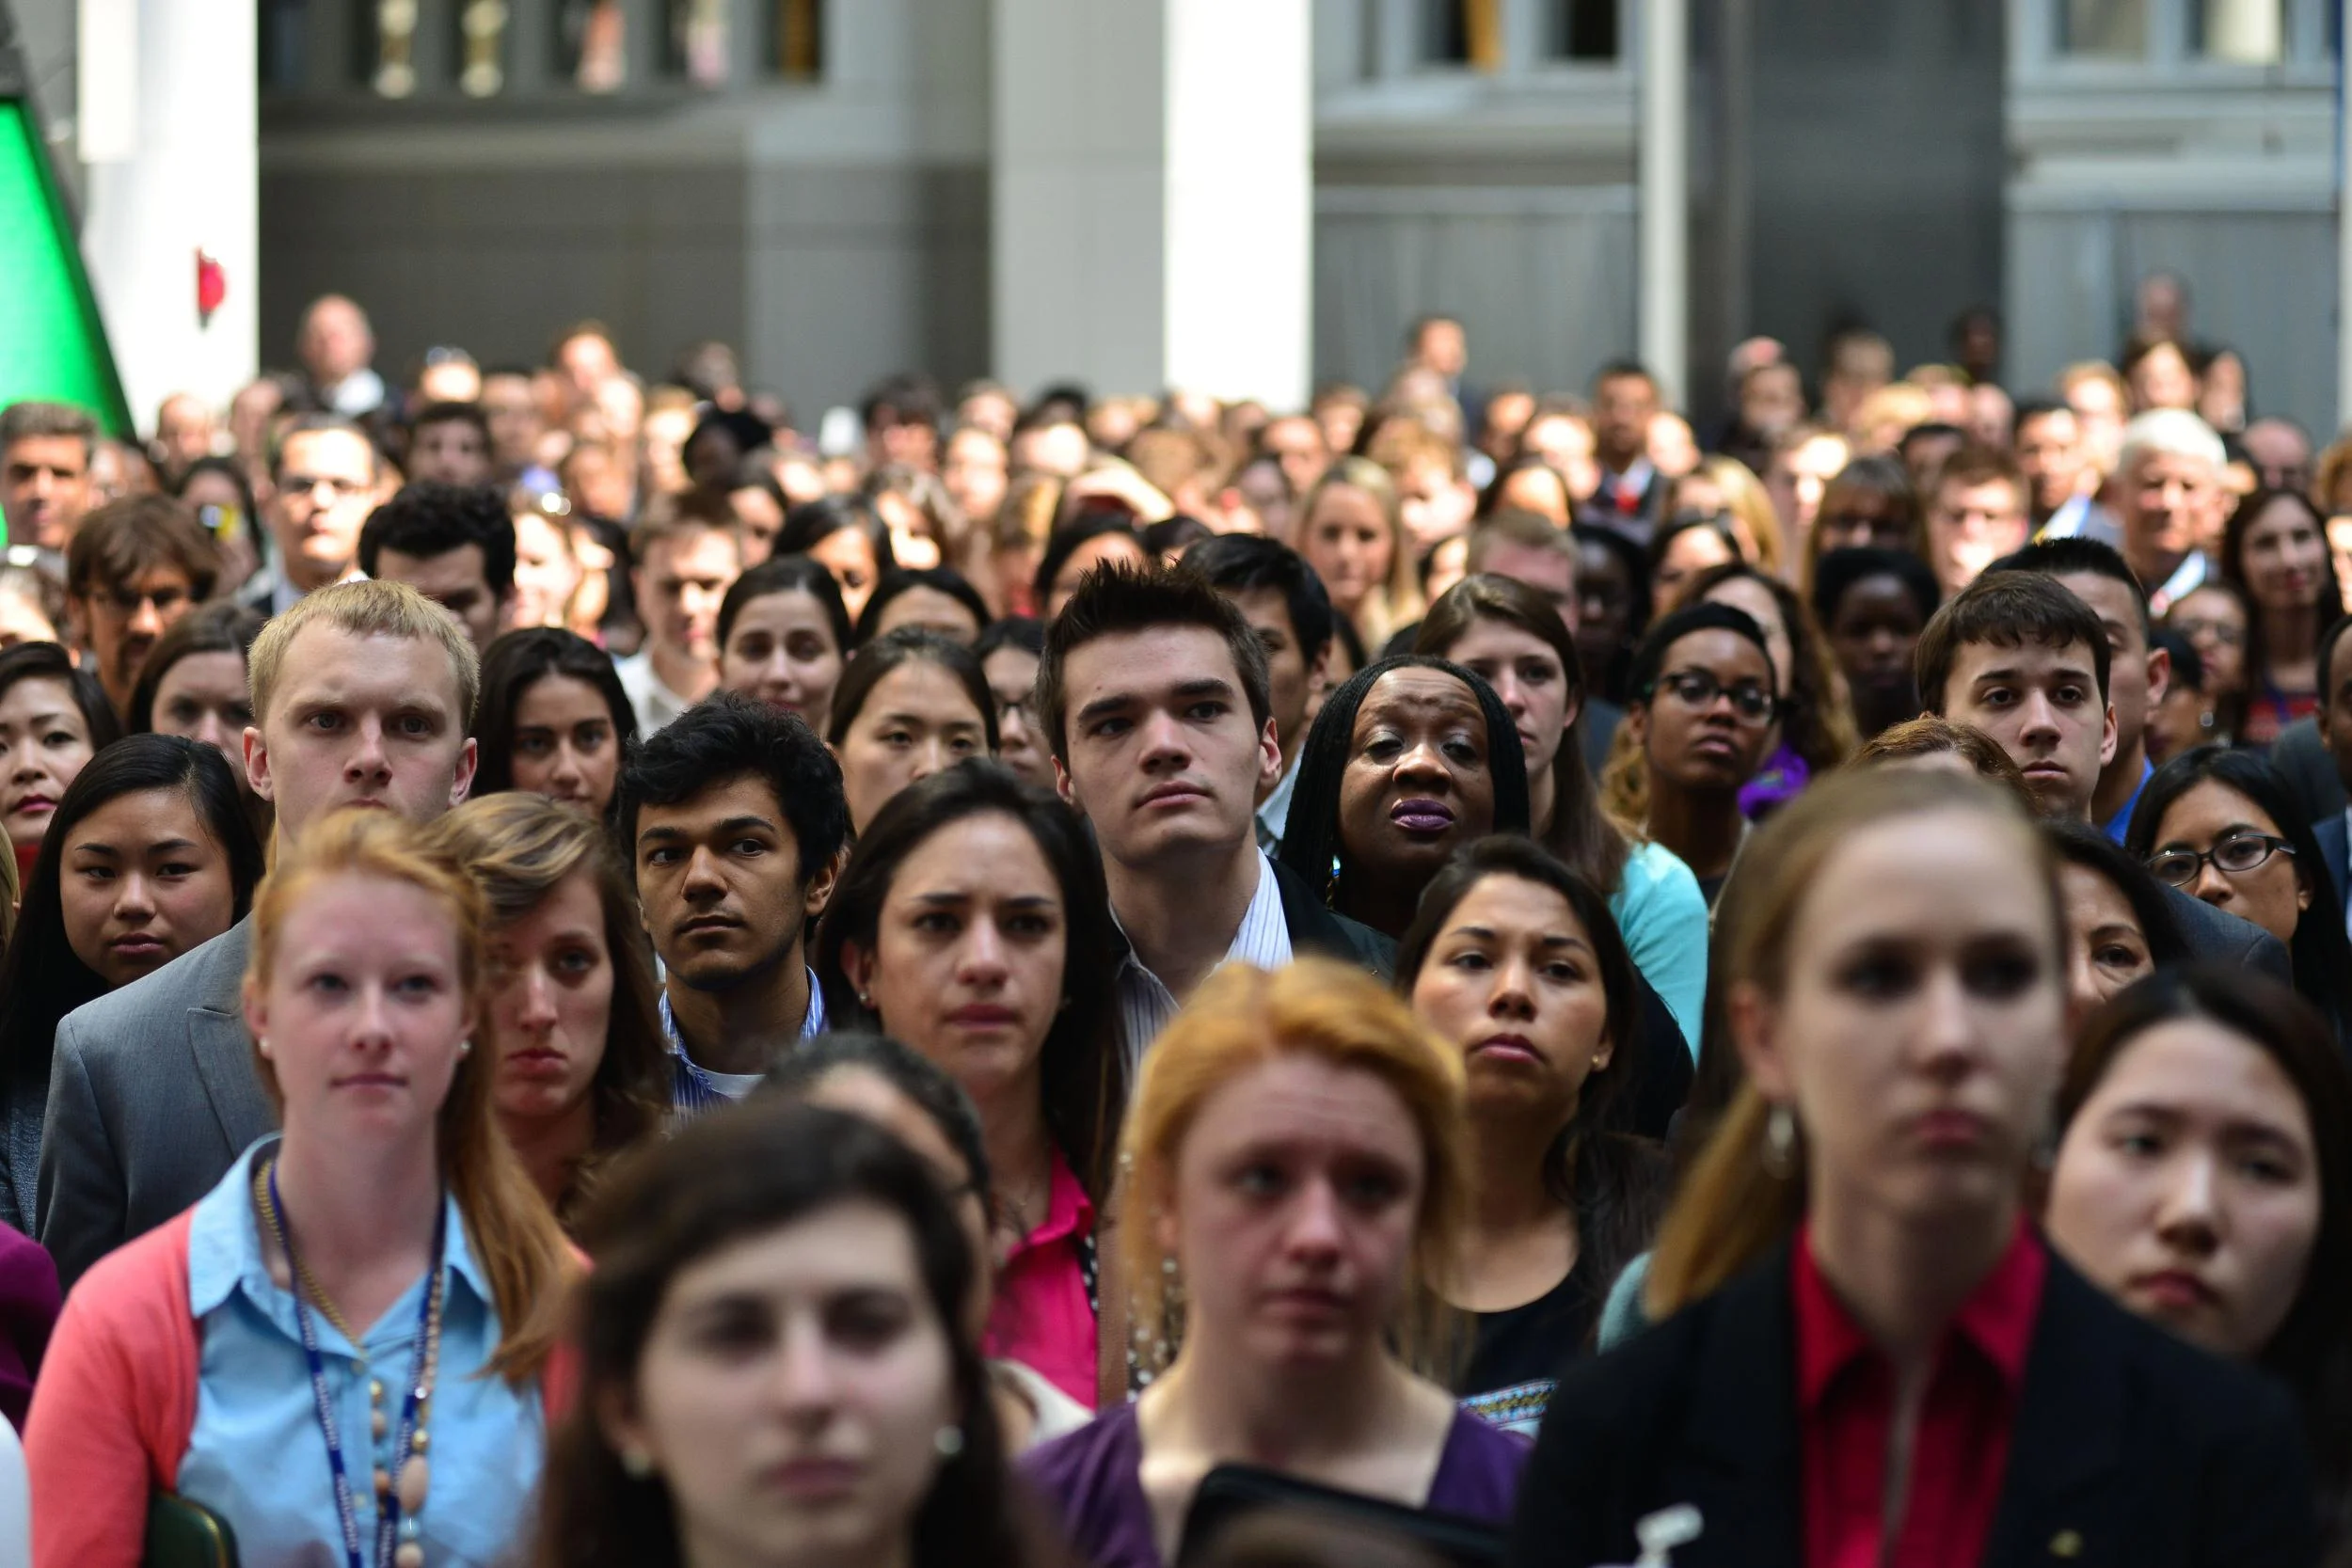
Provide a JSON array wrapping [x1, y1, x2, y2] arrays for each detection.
[[2169, 616, 2246, 649], [103, 586, 188, 616], [2147, 832, 2296, 888], [1646, 668, 1778, 721]]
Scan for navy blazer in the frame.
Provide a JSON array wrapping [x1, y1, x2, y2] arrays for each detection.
[[1505, 1242, 2315, 1568], [2316, 812, 2350, 928]]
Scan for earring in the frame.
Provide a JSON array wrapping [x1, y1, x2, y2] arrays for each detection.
[[1761, 1102, 1798, 1180], [457, 1038, 472, 1056], [933, 1425, 964, 1458], [618, 1445, 655, 1479], [857, 992, 873, 1009], [256, 1037, 271, 1058]]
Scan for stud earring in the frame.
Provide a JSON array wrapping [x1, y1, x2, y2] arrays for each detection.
[[619, 1445, 655, 1479], [857, 992, 873, 1009], [934, 1425, 964, 1458], [256, 1037, 271, 1058], [457, 1038, 472, 1056], [1762, 1102, 1799, 1180]]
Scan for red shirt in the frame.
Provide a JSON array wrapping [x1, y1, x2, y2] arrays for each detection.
[[1792, 1221, 2047, 1568]]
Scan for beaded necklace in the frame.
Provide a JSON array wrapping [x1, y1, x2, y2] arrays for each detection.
[[256, 1155, 449, 1568]]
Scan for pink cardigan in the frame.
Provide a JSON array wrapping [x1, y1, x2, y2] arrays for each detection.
[[23, 1211, 580, 1568], [24, 1212, 200, 1568]]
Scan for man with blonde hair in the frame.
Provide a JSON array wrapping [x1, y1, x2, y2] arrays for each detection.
[[40, 579, 479, 1286]]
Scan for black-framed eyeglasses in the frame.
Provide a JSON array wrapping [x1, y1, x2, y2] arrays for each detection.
[[1645, 668, 1778, 721], [2147, 833, 2296, 888]]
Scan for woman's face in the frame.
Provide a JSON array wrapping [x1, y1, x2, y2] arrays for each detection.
[[484, 868, 613, 1129], [2237, 498, 2330, 617], [1629, 629, 1777, 795], [0, 675, 95, 850], [1497, 467, 1572, 528], [1301, 485, 1393, 618], [2131, 341, 2200, 413], [150, 650, 255, 793], [1650, 528, 1736, 616], [979, 645, 1049, 790], [1827, 573, 1926, 707], [509, 673, 622, 816], [722, 591, 847, 735], [869, 587, 981, 648], [1336, 668, 1497, 895], [1045, 531, 1150, 619], [612, 1202, 960, 1568], [1811, 491, 1911, 556], [58, 785, 238, 989], [1162, 1054, 1424, 1373], [875, 491, 944, 571], [803, 1068, 993, 1336], [244, 871, 471, 1151], [2047, 1020, 2321, 1360], [2058, 863, 2155, 1025], [1445, 617, 1575, 780], [834, 662, 990, 833], [1739, 809, 2065, 1227], [1409, 874, 1611, 1133], [808, 529, 883, 624], [0, 591, 57, 652], [2148, 779, 2310, 946], [1700, 577, 1794, 701], [2168, 587, 2249, 697], [510, 511, 582, 629], [844, 812, 1065, 1107]]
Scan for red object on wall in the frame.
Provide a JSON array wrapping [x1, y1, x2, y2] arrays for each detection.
[[196, 250, 225, 325]]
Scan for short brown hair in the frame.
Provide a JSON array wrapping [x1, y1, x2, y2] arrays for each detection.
[[1036, 562, 1271, 763], [64, 494, 220, 600], [1854, 715, 2035, 808], [0, 401, 97, 459], [247, 578, 480, 727], [1915, 570, 2109, 715], [1930, 442, 2026, 507], [626, 486, 738, 565], [1466, 511, 1574, 571]]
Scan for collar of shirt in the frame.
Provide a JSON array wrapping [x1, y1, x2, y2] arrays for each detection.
[[1605, 456, 1656, 506], [2101, 758, 2155, 845], [660, 967, 826, 1108], [1005, 1146, 1095, 1261], [1794, 1217, 2045, 1413], [1256, 754, 1303, 847], [1111, 848, 1292, 1066], [2150, 552, 2211, 617], [188, 1138, 493, 1331]]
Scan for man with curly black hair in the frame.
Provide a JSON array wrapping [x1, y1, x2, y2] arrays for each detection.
[[358, 480, 516, 650]]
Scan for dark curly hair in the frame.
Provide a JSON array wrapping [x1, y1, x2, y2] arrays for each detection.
[[617, 690, 849, 890], [358, 481, 517, 597]]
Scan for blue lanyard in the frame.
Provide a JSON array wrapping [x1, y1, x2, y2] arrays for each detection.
[[272, 1162, 448, 1568]]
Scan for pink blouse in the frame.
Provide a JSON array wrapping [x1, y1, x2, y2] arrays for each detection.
[[984, 1149, 1099, 1407]]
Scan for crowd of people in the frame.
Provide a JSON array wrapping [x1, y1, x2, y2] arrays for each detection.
[[0, 277, 2345, 1566]]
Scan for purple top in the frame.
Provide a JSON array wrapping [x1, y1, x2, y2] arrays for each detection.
[[1022, 1401, 1530, 1568]]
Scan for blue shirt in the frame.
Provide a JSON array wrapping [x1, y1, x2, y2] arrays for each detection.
[[177, 1141, 545, 1568], [661, 964, 827, 1115], [2103, 759, 2155, 846]]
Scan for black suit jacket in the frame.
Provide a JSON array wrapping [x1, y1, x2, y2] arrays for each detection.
[[1505, 1243, 2315, 1568], [1270, 858, 1395, 978]]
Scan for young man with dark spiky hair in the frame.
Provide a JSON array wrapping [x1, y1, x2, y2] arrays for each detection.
[[619, 691, 849, 1109], [1037, 562, 1389, 1067], [1181, 534, 1333, 853]]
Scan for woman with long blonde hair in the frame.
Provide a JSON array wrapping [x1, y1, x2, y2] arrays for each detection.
[[27, 809, 575, 1568], [1299, 456, 1426, 651], [1507, 768, 2316, 1568], [1024, 959, 1526, 1568]]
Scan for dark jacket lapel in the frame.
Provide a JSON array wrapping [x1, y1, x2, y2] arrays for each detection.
[[1269, 858, 1398, 979], [1674, 1249, 1805, 1568], [1979, 1258, 2128, 1568]]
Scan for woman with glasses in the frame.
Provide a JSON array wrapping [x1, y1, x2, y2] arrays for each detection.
[[1601, 606, 1781, 908], [2128, 745, 2352, 1042], [2163, 582, 2249, 746], [1681, 562, 1858, 818], [1796, 453, 1920, 592]]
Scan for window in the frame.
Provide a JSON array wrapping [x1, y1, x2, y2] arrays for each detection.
[[2195, 0, 2284, 60], [1423, 0, 1502, 68], [664, 0, 730, 84], [1543, 0, 1618, 59], [770, 0, 820, 78], [358, 0, 421, 95], [259, 0, 307, 90], [2059, 0, 2149, 55]]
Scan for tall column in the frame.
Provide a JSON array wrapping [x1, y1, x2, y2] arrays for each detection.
[[993, 0, 1311, 408], [79, 0, 257, 429]]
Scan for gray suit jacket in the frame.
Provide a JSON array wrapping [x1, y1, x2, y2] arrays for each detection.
[[2162, 882, 2295, 982], [37, 915, 276, 1289]]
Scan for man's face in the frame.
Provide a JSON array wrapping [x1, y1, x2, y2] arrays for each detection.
[[1221, 589, 1325, 769], [1740, 364, 1805, 436], [480, 375, 544, 470], [1009, 421, 1089, 480], [2014, 411, 2084, 518], [2318, 634, 2352, 796], [269, 429, 379, 592], [1593, 375, 1658, 467], [1260, 417, 1327, 500], [375, 543, 503, 653], [635, 527, 741, 664], [1053, 626, 1281, 871], [3, 435, 92, 551], [634, 772, 828, 992], [2121, 449, 2217, 578], [245, 623, 477, 843], [1926, 477, 2029, 595], [407, 420, 493, 486], [2054, 570, 2165, 768], [2243, 420, 2313, 495], [298, 299, 373, 386], [1477, 541, 1578, 629], [70, 562, 197, 708], [1937, 637, 2117, 820], [1416, 321, 1468, 378]]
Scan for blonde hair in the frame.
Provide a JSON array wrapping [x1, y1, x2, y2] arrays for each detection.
[[1643, 767, 2058, 1317], [247, 578, 481, 728], [1691, 455, 1786, 577], [1299, 455, 1426, 648], [1120, 958, 1470, 1379], [246, 808, 575, 1383]]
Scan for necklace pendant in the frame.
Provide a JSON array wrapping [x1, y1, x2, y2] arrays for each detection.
[[393, 1542, 424, 1568], [372, 1409, 389, 1439], [373, 1467, 391, 1497], [396, 1454, 430, 1513]]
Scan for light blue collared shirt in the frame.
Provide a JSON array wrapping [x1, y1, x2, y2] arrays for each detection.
[[177, 1140, 545, 1568], [1112, 850, 1292, 1072], [660, 964, 827, 1116]]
